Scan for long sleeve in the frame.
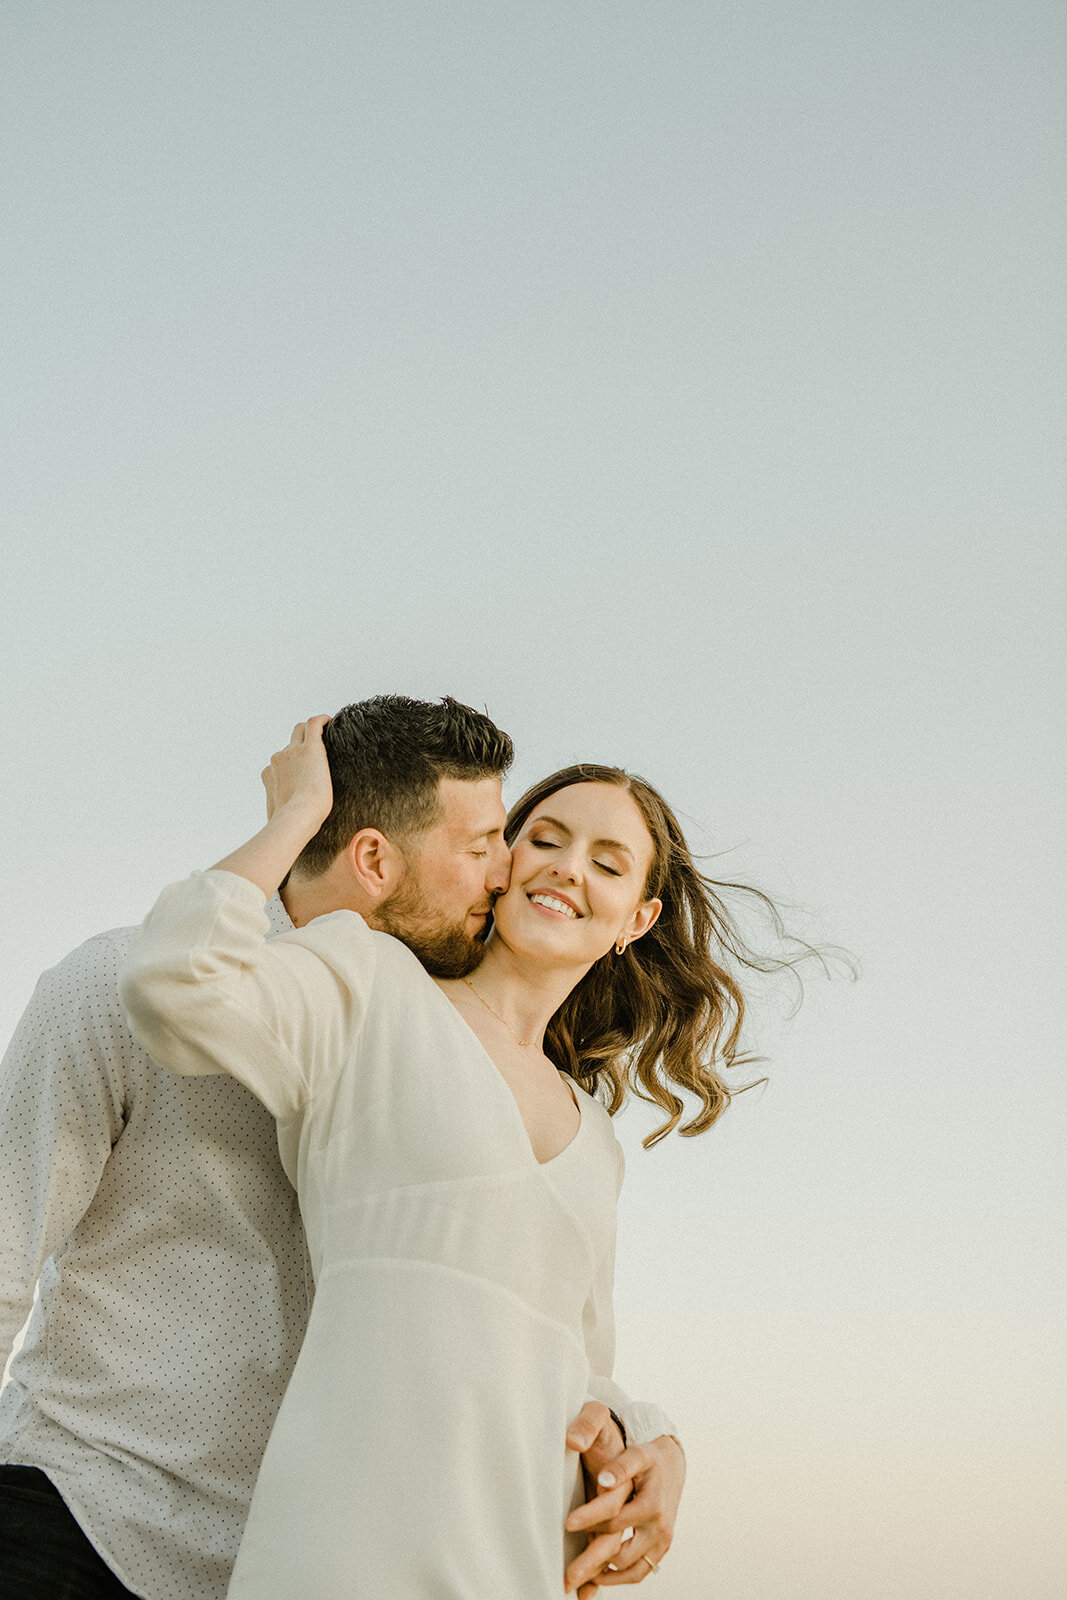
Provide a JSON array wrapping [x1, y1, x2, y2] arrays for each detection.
[[582, 1139, 680, 1448], [0, 938, 127, 1362], [119, 870, 374, 1122]]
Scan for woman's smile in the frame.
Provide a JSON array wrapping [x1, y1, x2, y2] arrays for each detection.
[[527, 891, 582, 919]]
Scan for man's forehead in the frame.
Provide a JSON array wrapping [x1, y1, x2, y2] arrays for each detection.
[[434, 775, 507, 837]]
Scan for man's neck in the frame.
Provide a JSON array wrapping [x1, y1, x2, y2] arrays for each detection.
[[280, 865, 372, 929]]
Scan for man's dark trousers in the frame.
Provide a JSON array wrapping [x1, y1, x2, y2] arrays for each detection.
[[0, 1466, 137, 1598]]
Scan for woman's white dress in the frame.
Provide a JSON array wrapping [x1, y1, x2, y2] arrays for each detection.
[[120, 871, 675, 1599]]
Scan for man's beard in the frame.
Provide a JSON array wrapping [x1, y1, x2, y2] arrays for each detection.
[[375, 880, 490, 980]]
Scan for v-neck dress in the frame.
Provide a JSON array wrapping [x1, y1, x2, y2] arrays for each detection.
[[120, 871, 677, 1599]]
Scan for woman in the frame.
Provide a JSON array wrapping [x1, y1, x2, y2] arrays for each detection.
[[120, 721, 791, 1598]]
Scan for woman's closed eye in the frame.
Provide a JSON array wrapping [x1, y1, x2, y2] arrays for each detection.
[[531, 836, 621, 876]]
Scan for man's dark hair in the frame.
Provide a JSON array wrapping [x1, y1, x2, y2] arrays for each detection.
[[294, 695, 513, 877]]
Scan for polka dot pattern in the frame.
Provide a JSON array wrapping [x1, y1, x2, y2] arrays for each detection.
[[0, 898, 310, 1600]]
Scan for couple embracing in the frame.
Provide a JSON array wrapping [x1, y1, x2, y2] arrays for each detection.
[[2, 692, 774, 1598]]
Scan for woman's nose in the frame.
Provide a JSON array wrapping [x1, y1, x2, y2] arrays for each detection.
[[549, 850, 581, 883]]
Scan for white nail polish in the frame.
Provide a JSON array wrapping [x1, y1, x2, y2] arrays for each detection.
[[597, 1470, 616, 1487]]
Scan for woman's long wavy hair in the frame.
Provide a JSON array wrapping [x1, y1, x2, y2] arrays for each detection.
[[505, 764, 838, 1149]]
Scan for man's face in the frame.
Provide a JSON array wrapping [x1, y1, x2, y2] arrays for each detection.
[[375, 776, 510, 977]]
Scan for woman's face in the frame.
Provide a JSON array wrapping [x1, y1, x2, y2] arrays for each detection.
[[493, 782, 661, 968]]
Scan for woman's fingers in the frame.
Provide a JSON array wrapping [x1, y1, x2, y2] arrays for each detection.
[[589, 1534, 671, 1585], [565, 1478, 632, 1535], [570, 1527, 671, 1592], [566, 1441, 657, 1537], [580, 1478, 673, 1537], [591, 1441, 655, 1492], [566, 1400, 618, 1457], [564, 1529, 626, 1594], [257, 717, 335, 825], [569, 1434, 682, 1586], [261, 764, 277, 821], [289, 714, 330, 746]]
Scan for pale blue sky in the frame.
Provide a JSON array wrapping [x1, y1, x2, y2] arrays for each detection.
[[3, 5, 1064, 1595]]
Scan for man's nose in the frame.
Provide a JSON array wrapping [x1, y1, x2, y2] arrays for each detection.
[[487, 841, 512, 894]]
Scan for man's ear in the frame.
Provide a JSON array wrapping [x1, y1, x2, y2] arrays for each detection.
[[344, 829, 407, 903]]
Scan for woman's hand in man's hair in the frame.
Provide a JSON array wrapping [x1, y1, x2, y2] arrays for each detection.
[[261, 716, 333, 827]]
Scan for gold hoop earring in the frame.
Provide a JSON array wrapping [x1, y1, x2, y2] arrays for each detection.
[[614, 937, 627, 956]]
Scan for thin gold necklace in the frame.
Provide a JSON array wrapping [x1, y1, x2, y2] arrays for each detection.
[[462, 978, 534, 1048]]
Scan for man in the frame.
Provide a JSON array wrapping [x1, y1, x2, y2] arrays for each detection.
[[1, 695, 682, 1600]]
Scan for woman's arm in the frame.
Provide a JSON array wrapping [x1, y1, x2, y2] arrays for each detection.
[[119, 720, 371, 1121], [564, 1144, 686, 1595]]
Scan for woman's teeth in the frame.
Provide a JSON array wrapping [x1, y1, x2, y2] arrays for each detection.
[[529, 894, 579, 918]]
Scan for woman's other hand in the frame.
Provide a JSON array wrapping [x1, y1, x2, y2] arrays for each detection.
[[210, 717, 333, 899], [262, 716, 333, 827], [564, 1432, 685, 1592]]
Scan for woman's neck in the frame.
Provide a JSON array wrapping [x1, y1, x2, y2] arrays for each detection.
[[461, 939, 588, 1051]]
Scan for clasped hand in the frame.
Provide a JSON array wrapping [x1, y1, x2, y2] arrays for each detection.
[[565, 1404, 685, 1597]]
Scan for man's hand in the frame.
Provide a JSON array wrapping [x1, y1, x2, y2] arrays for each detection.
[[564, 1416, 686, 1594]]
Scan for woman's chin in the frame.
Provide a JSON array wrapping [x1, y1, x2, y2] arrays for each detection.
[[494, 922, 600, 972]]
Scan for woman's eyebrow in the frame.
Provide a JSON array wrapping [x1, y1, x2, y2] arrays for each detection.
[[530, 815, 635, 861]]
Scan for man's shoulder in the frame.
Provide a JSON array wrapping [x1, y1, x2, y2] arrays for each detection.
[[7, 928, 147, 1092], [19, 926, 149, 1049], [41, 925, 138, 993], [43, 899, 288, 996]]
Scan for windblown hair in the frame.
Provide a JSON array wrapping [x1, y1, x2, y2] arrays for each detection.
[[506, 764, 838, 1148], [296, 695, 513, 877]]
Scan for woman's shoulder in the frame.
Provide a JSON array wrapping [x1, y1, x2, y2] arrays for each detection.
[[561, 1073, 623, 1144], [271, 911, 433, 1002], [560, 1074, 626, 1195]]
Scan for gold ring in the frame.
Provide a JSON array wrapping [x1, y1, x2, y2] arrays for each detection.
[[641, 1554, 660, 1575]]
